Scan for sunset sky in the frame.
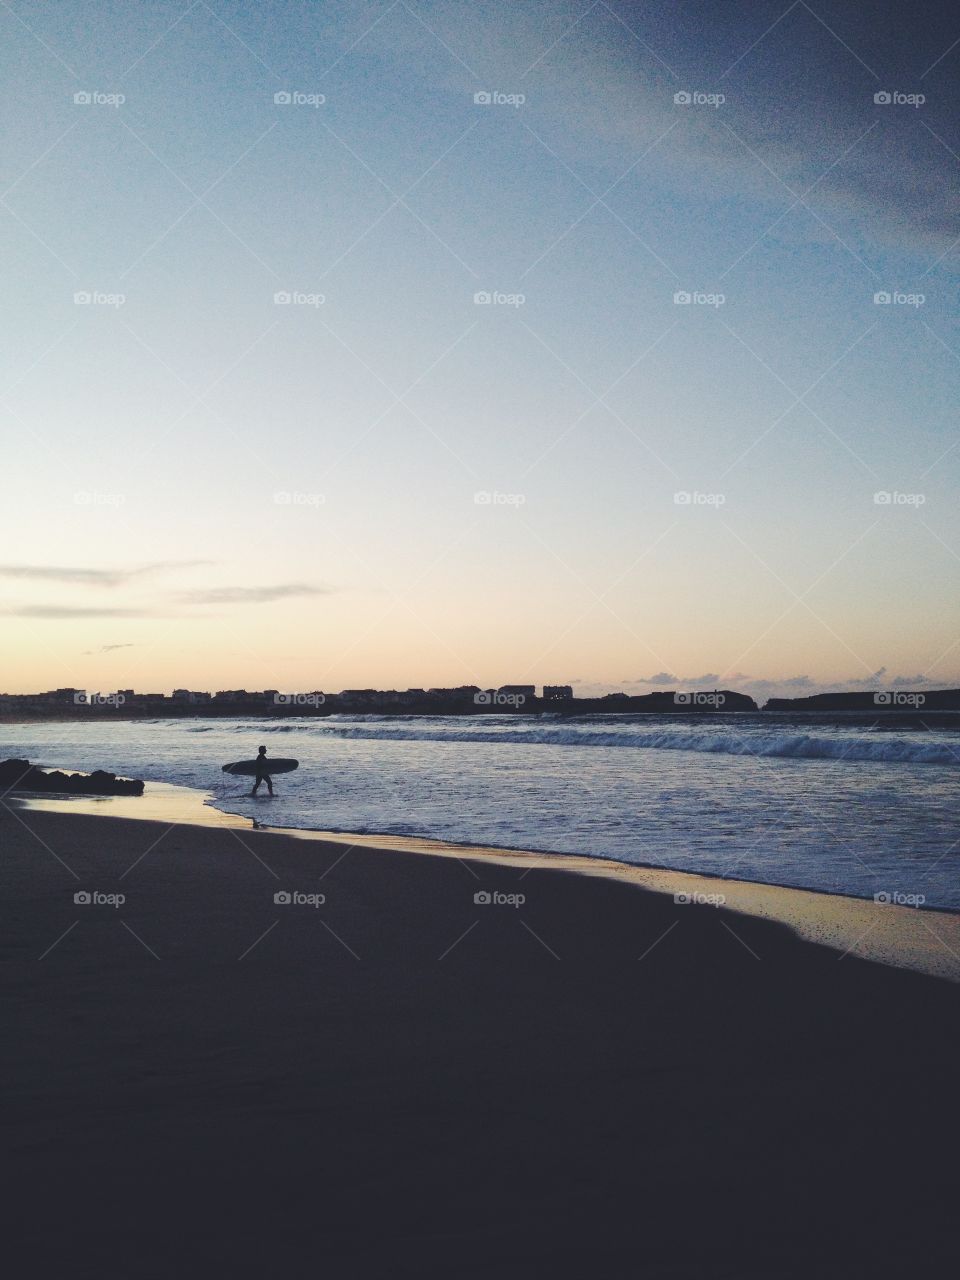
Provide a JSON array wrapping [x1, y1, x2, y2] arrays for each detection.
[[2, 0, 958, 700]]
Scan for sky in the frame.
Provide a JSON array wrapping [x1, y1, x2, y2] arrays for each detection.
[[1, 0, 958, 701]]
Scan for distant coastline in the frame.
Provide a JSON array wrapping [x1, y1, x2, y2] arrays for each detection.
[[3, 684, 959, 721]]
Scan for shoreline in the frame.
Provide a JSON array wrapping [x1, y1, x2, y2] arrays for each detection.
[[16, 778, 960, 982]]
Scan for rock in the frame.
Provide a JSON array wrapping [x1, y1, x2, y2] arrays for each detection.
[[0, 758, 144, 797]]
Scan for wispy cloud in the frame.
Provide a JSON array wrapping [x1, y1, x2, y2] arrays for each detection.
[[81, 642, 137, 654], [13, 606, 149, 619], [176, 584, 335, 605], [0, 561, 210, 588]]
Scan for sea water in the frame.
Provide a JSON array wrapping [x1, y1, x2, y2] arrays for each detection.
[[3, 713, 959, 908]]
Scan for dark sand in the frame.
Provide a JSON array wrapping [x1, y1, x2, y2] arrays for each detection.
[[3, 804, 958, 1278]]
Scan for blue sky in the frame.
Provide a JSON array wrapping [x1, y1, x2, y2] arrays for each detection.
[[1, 0, 958, 699]]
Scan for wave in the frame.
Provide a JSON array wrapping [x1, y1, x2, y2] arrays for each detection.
[[147, 715, 960, 765], [297, 723, 960, 765]]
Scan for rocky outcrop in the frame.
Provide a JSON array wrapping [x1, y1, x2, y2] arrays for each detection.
[[763, 690, 960, 713], [0, 758, 144, 796]]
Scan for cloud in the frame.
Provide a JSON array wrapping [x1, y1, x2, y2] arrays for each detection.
[[176, 584, 334, 605], [427, 0, 960, 257], [81, 643, 136, 654], [13, 606, 149, 619], [0, 566, 125, 587], [0, 561, 210, 588]]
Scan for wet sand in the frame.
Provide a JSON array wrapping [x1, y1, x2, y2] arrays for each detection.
[[3, 797, 958, 1277]]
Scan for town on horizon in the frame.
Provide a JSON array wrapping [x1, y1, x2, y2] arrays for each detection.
[[2, 684, 956, 718]]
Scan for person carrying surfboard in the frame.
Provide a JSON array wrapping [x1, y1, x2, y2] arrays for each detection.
[[250, 745, 274, 797]]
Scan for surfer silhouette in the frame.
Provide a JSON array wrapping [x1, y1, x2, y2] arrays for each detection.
[[250, 745, 274, 797]]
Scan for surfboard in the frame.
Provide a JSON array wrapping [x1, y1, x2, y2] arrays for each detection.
[[222, 758, 299, 777]]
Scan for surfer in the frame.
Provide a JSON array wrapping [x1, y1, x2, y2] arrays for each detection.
[[250, 745, 274, 797]]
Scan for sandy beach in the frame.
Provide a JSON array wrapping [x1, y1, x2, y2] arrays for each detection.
[[3, 797, 958, 1278]]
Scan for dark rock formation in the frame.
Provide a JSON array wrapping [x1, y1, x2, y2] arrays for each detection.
[[763, 690, 960, 713], [557, 690, 759, 714], [0, 759, 144, 797]]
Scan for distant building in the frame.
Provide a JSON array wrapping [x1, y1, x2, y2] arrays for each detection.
[[173, 689, 212, 704], [498, 685, 536, 698], [543, 685, 573, 701], [339, 690, 378, 705]]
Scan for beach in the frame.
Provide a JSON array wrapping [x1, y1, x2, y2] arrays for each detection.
[[4, 798, 958, 1277]]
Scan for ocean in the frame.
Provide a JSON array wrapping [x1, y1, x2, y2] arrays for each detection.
[[4, 712, 959, 908]]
